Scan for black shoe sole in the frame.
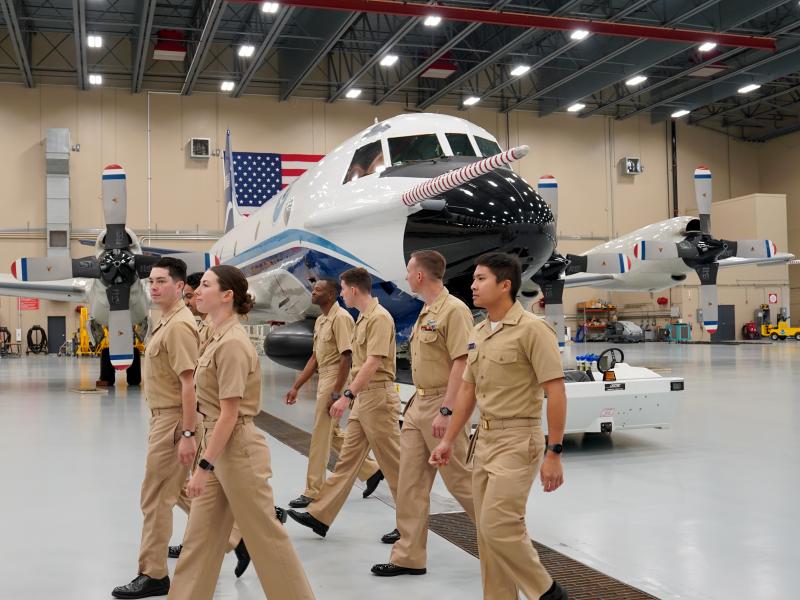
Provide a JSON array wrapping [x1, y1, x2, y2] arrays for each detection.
[[372, 567, 426, 577], [286, 510, 327, 537], [111, 588, 170, 599], [381, 534, 401, 544]]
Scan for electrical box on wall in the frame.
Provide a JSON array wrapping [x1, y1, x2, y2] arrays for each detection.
[[621, 157, 644, 175], [189, 138, 211, 159]]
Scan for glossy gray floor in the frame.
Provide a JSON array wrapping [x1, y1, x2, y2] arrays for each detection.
[[1, 341, 799, 599]]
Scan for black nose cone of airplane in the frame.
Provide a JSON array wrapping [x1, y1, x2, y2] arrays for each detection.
[[402, 165, 556, 304]]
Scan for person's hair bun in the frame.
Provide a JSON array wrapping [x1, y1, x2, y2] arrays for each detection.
[[236, 292, 255, 315]]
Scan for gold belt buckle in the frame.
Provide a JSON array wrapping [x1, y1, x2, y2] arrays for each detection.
[[480, 417, 491, 430], [417, 388, 426, 397]]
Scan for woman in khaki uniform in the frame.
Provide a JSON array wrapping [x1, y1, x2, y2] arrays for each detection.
[[168, 265, 315, 600]]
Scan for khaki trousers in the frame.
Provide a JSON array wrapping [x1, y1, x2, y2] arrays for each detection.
[[473, 424, 552, 600], [309, 382, 401, 527], [304, 371, 380, 499], [168, 420, 315, 600], [390, 392, 475, 569]]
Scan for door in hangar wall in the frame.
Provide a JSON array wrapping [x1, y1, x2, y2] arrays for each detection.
[[711, 305, 735, 342], [47, 316, 66, 354]]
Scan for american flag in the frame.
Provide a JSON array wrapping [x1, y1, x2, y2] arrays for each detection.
[[231, 151, 324, 209]]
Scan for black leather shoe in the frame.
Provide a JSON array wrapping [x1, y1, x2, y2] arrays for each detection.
[[288, 495, 313, 508], [540, 580, 569, 600], [276, 506, 288, 524], [167, 545, 182, 559], [111, 574, 170, 599], [381, 528, 401, 544], [371, 563, 426, 577], [287, 509, 328, 537], [363, 469, 384, 498], [234, 539, 251, 578]]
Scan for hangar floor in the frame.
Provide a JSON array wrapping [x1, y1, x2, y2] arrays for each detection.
[[1, 341, 798, 600]]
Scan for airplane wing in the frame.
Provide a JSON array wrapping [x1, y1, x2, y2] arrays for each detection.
[[0, 274, 89, 302], [718, 252, 795, 269], [563, 273, 618, 288]]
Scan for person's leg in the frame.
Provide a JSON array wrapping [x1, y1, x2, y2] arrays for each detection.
[[358, 387, 402, 499], [304, 373, 338, 499], [331, 422, 380, 481]]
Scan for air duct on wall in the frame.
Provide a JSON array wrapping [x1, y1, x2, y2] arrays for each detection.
[[45, 128, 70, 257]]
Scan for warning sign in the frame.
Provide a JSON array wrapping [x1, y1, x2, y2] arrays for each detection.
[[17, 297, 40, 311], [768, 293, 778, 305]]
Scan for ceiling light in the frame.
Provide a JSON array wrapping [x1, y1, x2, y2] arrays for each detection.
[[698, 42, 717, 52], [737, 83, 761, 94], [571, 29, 589, 41], [510, 65, 531, 77], [567, 102, 586, 112], [261, 2, 280, 13], [626, 75, 648, 86], [424, 15, 442, 27], [345, 88, 362, 99], [220, 80, 234, 91], [87, 35, 103, 48], [238, 45, 255, 58], [88, 74, 102, 85], [671, 109, 690, 118], [463, 96, 480, 106], [380, 54, 399, 67]]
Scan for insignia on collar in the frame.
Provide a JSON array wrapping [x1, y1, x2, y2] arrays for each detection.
[[468, 342, 476, 350]]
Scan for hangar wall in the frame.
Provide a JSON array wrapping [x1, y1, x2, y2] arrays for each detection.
[[0, 84, 792, 344]]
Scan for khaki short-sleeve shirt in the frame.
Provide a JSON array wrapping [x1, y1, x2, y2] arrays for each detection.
[[313, 303, 354, 373], [194, 315, 261, 419], [463, 301, 564, 420], [351, 298, 396, 383], [144, 300, 199, 410], [410, 288, 473, 390], [197, 315, 213, 348]]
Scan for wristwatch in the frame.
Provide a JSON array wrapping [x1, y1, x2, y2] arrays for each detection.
[[546, 443, 564, 455], [439, 406, 453, 416], [331, 392, 341, 401], [181, 430, 195, 438], [343, 389, 356, 401], [198, 458, 215, 472]]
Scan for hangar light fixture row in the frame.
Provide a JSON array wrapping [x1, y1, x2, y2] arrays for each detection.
[[87, 35, 103, 48], [671, 109, 690, 118], [463, 96, 481, 106], [424, 16, 442, 27], [346, 88, 362, 99], [238, 45, 255, 58], [380, 55, 399, 67], [89, 74, 102, 85], [567, 102, 586, 112], [570, 30, 589, 41], [262, 2, 280, 14], [510, 65, 531, 77], [221, 81, 235, 92], [698, 42, 717, 52], [626, 75, 648, 86], [737, 84, 761, 94]]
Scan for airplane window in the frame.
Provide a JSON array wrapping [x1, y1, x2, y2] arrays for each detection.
[[388, 134, 444, 165], [476, 136, 502, 157], [343, 141, 385, 184], [446, 133, 477, 157]]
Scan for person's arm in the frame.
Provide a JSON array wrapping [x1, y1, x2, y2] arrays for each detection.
[[429, 380, 476, 466], [431, 356, 466, 438], [285, 353, 318, 405], [540, 377, 566, 493], [331, 351, 352, 400], [177, 370, 197, 466], [329, 355, 380, 418], [186, 397, 240, 498]]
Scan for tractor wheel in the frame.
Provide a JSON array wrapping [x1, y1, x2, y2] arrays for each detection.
[[770, 333, 779, 341]]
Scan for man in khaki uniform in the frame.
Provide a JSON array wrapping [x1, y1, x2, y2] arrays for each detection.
[[287, 267, 402, 537], [371, 250, 475, 576], [284, 278, 383, 509], [183, 272, 213, 347], [113, 257, 199, 599], [431, 252, 569, 600]]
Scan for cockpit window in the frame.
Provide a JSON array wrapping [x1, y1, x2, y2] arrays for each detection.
[[388, 134, 444, 166], [475, 136, 502, 157], [446, 133, 477, 157], [343, 141, 384, 184]]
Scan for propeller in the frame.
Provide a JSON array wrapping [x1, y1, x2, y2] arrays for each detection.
[[11, 164, 217, 371], [631, 166, 779, 335]]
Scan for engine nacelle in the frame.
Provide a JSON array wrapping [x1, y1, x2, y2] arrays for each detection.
[[264, 319, 315, 371]]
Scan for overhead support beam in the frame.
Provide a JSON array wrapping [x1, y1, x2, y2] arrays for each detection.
[[0, 0, 33, 87], [181, 0, 227, 96], [691, 82, 800, 125], [235, 0, 777, 50], [280, 11, 360, 101], [233, 6, 295, 98], [131, 0, 157, 93], [72, 0, 87, 90]]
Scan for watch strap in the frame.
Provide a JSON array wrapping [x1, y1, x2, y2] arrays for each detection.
[[198, 458, 215, 472]]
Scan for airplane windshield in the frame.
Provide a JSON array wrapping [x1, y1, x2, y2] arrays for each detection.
[[475, 136, 502, 157], [344, 140, 385, 184], [388, 134, 445, 165], [446, 133, 477, 157]]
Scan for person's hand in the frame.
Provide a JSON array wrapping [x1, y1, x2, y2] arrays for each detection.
[[429, 440, 453, 467], [186, 469, 210, 498], [540, 454, 564, 493], [329, 397, 350, 419], [431, 413, 450, 439], [178, 436, 197, 467], [285, 387, 298, 405]]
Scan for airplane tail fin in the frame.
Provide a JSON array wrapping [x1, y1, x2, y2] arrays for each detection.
[[223, 129, 244, 233]]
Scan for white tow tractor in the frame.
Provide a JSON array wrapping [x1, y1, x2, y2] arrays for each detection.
[[397, 348, 683, 435]]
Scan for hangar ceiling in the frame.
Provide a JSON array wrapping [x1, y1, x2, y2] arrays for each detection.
[[1, 0, 800, 141]]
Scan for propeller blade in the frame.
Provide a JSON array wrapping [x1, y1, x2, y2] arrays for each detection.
[[401, 145, 529, 207], [106, 283, 134, 370], [11, 256, 101, 281], [537, 175, 558, 224], [694, 166, 712, 234], [724, 239, 778, 259], [540, 279, 566, 349], [566, 253, 631, 275], [695, 262, 719, 334], [633, 240, 680, 261], [160, 252, 220, 274], [102, 165, 129, 250]]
